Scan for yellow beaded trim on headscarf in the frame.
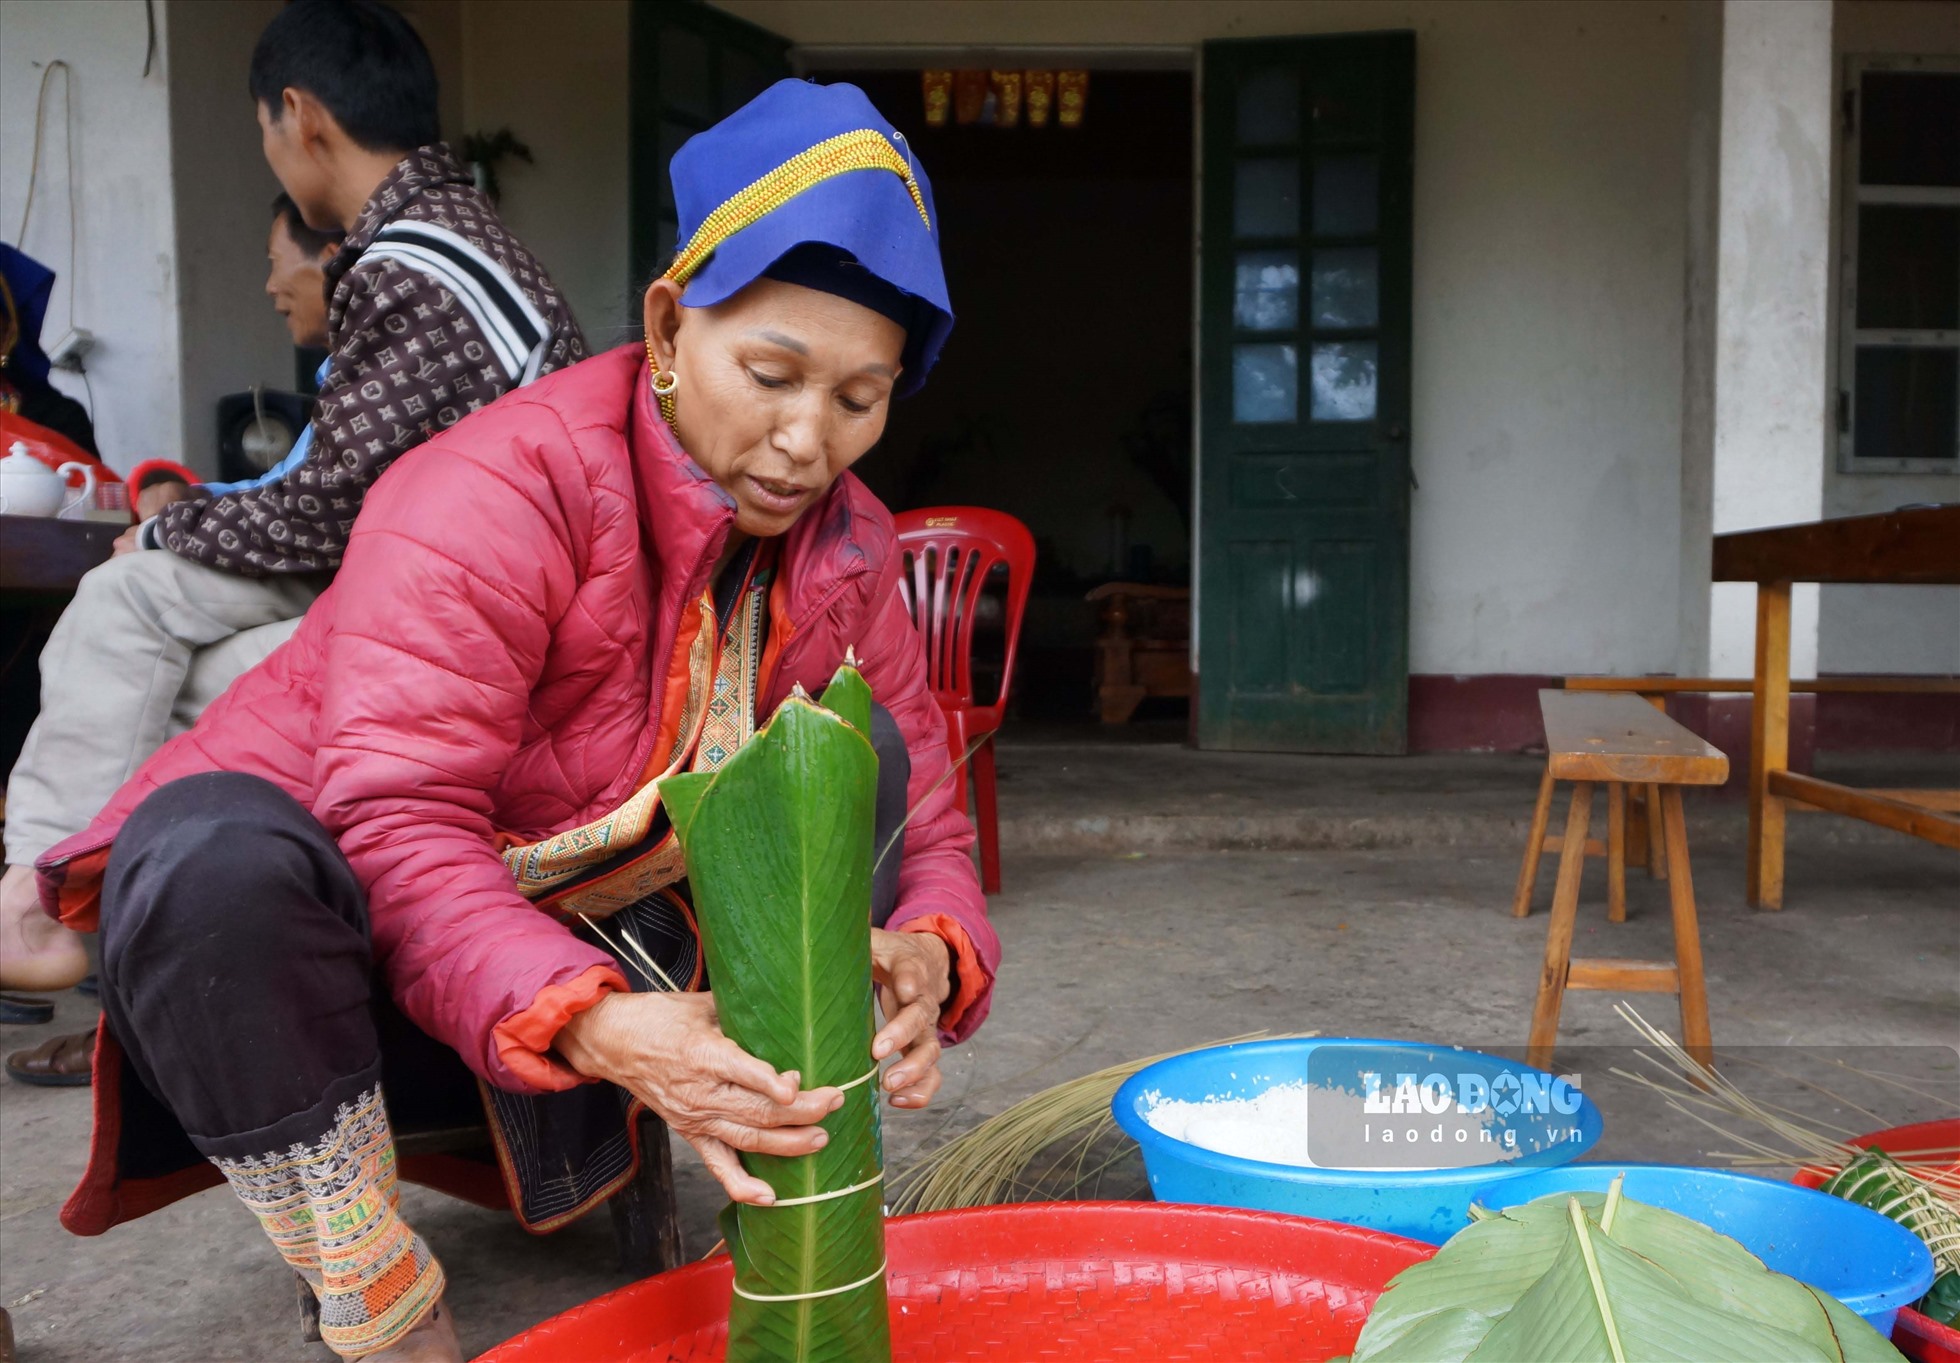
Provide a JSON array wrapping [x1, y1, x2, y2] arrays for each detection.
[[663, 129, 930, 287]]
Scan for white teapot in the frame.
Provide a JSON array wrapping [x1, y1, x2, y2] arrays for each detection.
[[0, 441, 97, 518]]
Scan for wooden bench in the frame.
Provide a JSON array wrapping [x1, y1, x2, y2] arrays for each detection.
[[1088, 583, 1191, 724], [1563, 675, 1960, 696], [1521, 690, 1729, 1069], [1562, 675, 1960, 818]]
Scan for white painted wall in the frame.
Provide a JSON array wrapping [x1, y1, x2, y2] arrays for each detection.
[[160, 0, 463, 479], [395, 0, 467, 160], [1, 0, 183, 471], [1821, 0, 1960, 676], [459, 0, 632, 349], [730, 1, 1705, 677], [165, 0, 288, 479], [1703, 0, 1834, 680], [1676, 0, 1723, 681], [106, 0, 1945, 683], [1386, 3, 1690, 676]]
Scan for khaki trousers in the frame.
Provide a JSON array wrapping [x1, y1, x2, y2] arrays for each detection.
[[3, 549, 325, 865]]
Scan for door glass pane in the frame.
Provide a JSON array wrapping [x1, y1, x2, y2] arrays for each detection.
[[1313, 155, 1379, 235], [1311, 341, 1378, 421], [1311, 247, 1379, 328], [658, 121, 694, 212], [659, 27, 713, 122], [1237, 69, 1298, 146], [1234, 343, 1298, 423], [1861, 72, 1960, 188], [1858, 205, 1959, 330], [720, 47, 774, 115], [1855, 346, 1959, 462], [1234, 250, 1299, 330], [1235, 159, 1299, 237], [1311, 59, 1380, 141]]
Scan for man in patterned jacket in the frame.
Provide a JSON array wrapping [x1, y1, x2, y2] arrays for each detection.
[[0, 0, 585, 1061]]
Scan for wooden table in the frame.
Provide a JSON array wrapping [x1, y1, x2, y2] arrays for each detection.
[[1, 515, 122, 781], [0, 514, 120, 594], [1712, 505, 1960, 909]]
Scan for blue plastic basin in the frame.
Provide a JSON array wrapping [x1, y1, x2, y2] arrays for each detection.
[[1474, 1163, 1936, 1336], [1112, 1038, 1602, 1244]]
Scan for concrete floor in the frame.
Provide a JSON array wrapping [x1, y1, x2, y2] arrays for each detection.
[[2, 743, 1954, 1360]]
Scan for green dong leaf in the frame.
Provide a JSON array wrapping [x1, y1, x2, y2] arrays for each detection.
[[1349, 1184, 1906, 1363], [666, 666, 891, 1363]]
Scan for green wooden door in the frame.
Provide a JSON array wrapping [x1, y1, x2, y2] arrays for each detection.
[[1197, 33, 1415, 754], [628, 1, 792, 293]]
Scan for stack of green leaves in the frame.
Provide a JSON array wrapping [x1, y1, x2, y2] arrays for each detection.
[[1339, 1176, 1904, 1362], [1822, 1150, 1960, 1326], [664, 665, 891, 1363]]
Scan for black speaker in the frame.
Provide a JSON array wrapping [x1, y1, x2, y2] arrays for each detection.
[[216, 388, 311, 485]]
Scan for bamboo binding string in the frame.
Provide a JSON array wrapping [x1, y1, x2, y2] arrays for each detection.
[[748, 1062, 885, 1210], [731, 1259, 889, 1304], [761, 1170, 885, 1209], [833, 1063, 880, 1093], [731, 1057, 887, 1306]]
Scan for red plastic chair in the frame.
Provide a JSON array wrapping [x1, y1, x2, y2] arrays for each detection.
[[894, 507, 1035, 894]]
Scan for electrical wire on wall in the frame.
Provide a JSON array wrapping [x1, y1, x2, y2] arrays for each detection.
[[13, 58, 88, 416]]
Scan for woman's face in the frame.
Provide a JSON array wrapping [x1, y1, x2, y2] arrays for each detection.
[[643, 276, 906, 540]]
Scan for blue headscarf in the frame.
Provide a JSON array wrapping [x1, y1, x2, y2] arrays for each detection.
[[665, 80, 953, 396], [0, 244, 58, 388]]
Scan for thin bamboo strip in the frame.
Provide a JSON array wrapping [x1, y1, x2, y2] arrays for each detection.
[[888, 1031, 1318, 1214], [1613, 1005, 1960, 1215]]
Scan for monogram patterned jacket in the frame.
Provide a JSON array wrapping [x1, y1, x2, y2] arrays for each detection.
[[148, 145, 585, 575]]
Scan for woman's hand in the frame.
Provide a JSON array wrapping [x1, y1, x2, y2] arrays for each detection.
[[871, 927, 952, 1110], [554, 990, 843, 1205]]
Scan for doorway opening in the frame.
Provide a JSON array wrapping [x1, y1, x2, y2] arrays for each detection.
[[820, 68, 1195, 731]]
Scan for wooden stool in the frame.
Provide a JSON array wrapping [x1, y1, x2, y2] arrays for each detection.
[[1520, 690, 1727, 1070], [1516, 696, 1678, 920]]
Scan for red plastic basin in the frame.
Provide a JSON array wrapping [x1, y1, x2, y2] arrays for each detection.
[[479, 1201, 1435, 1362], [1788, 1119, 1960, 1363]]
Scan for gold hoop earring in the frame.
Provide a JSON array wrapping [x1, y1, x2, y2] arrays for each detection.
[[645, 337, 678, 427]]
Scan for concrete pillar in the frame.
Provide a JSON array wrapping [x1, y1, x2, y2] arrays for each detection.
[[1681, 0, 1835, 681]]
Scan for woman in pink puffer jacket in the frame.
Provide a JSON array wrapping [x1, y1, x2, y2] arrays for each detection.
[[35, 81, 994, 1362]]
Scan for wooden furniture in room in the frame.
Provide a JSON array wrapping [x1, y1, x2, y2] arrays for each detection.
[[1554, 673, 1960, 882], [1520, 690, 1728, 1069], [1087, 582, 1191, 725], [1711, 506, 1960, 909], [0, 513, 120, 594], [1, 515, 124, 781], [894, 507, 1036, 895]]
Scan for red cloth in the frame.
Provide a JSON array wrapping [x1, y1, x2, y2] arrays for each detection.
[[0, 409, 111, 481], [38, 345, 998, 1092]]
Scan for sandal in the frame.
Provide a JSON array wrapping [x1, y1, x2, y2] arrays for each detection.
[[5, 1026, 94, 1086], [0, 993, 54, 1026]]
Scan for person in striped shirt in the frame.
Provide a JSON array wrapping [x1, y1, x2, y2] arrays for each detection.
[[0, 0, 585, 1102]]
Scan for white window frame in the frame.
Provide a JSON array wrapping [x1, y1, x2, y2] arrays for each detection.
[[1837, 54, 1960, 476]]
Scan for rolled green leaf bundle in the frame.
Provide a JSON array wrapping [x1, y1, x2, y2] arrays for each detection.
[[663, 665, 891, 1363], [1822, 1149, 1960, 1326]]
